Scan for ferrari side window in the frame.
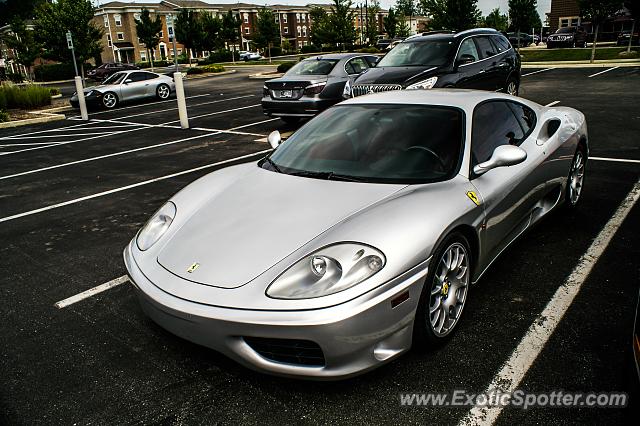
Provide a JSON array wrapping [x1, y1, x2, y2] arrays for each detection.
[[507, 102, 537, 137], [472, 101, 525, 165]]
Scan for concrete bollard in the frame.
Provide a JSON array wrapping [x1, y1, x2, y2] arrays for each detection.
[[173, 71, 189, 129], [74, 76, 88, 121]]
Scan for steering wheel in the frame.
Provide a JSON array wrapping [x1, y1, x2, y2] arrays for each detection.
[[404, 146, 447, 171]]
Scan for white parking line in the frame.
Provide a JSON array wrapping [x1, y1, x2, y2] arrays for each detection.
[[70, 93, 212, 118], [459, 180, 640, 426], [54, 276, 130, 309], [521, 68, 552, 77], [0, 131, 117, 140], [0, 149, 271, 223], [544, 101, 560, 107], [591, 156, 640, 164], [588, 66, 619, 78]]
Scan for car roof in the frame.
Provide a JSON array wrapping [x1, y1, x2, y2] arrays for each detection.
[[340, 89, 539, 111], [303, 53, 372, 61], [406, 28, 500, 43]]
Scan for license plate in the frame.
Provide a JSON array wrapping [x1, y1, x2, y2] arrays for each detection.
[[280, 90, 292, 98]]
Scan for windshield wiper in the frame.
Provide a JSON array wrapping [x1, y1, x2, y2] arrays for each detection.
[[289, 170, 365, 182], [263, 157, 283, 173]]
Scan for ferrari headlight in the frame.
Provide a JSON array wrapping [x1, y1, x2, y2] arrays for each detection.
[[406, 76, 438, 90], [266, 243, 386, 299], [136, 201, 176, 251]]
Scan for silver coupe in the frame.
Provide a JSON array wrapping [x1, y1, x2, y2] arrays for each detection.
[[124, 90, 588, 379], [70, 70, 175, 109]]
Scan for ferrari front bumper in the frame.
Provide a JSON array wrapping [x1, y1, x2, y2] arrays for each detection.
[[124, 242, 428, 380]]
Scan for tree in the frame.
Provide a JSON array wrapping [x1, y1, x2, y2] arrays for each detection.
[[330, 0, 357, 49], [253, 8, 280, 57], [482, 8, 509, 31], [135, 8, 162, 71], [508, 0, 542, 47], [175, 9, 200, 63], [35, 0, 103, 78], [623, 1, 639, 53], [0, 0, 46, 25], [199, 12, 224, 53], [420, 0, 481, 31], [222, 11, 241, 62], [384, 8, 399, 38], [366, 0, 382, 45], [396, 14, 411, 37], [579, 0, 622, 62], [4, 18, 41, 78], [309, 7, 333, 46]]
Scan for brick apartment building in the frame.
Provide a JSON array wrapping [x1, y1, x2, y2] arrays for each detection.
[[94, 1, 389, 65], [548, 0, 633, 40]]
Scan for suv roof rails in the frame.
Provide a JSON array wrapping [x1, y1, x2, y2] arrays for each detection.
[[456, 27, 498, 36]]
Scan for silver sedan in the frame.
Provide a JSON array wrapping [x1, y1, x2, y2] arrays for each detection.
[[70, 70, 175, 109], [124, 90, 588, 379]]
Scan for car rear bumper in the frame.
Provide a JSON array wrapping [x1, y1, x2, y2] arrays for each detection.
[[261, 97, 337, 117], [124, 241, 428, 380]]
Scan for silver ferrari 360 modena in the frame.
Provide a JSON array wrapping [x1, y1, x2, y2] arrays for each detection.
[[124, 90, 587, 379]]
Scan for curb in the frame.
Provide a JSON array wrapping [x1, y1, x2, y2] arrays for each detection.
[[0, 112, 65, 129], [185, 69, 237, 80], [522, 60, 640, 68]]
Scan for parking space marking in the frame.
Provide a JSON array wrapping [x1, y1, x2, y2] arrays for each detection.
[[459, 181, 640, 426], [591, 156, 640, 164], [68, 93, 212, 118], [54, 276, 130, 309], [521, 68, 552, 77], [0, 149, 271, 224], [588, 66, 619, 78], [0, 131, 118, 140], [544, 101, 560, 107]]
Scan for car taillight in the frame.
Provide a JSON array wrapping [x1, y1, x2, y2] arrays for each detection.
[[304, 83, 326, 96]]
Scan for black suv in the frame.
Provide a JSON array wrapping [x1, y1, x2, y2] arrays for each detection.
[[351, 29, 521, 97]]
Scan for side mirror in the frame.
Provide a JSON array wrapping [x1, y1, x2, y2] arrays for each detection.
[[473, 145, 527, 177], [455, 54, 476, 67], [267, 130, 281, 149], [124, 79, 132, 84]]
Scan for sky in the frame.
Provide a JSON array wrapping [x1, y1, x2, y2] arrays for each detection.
[[92, 1, 552, 21]]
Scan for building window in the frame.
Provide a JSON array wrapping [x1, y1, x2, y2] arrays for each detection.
[[140, 50, 146, 61], [297, 26, 301, 37], [168, 27, 173, 35], [559, 16, 580, 28], [159, 30, 163, 38], [296, 13, 300, 21], [284, 27, 288, 34], [134, 13, 140, 21], [283, 14, 287, 24], [177, 48, 182, 55], [275, 14, 279, 22], [107, 34, 112, 47], [243, 13, 249, 24], [114, 14, 122, 26], [117, 32, 124, 40], [103, 15, 109, 27], [303, 26, 307, 37], [245, 27, 250, 34], [301, 14, 306, 22]]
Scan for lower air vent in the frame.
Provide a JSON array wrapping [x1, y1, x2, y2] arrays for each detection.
[[243, 337, 325, 367]]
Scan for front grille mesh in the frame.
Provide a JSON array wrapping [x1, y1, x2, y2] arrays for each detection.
[[244, 337, 325, 366], [352, 84, 403, 97]]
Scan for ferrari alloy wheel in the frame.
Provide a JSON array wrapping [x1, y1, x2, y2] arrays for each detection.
[[157, 84, 171, 99], [102, 92, 118, 109], [566, 147, 586, 207], [414, 233, 471, 347], [506, 80, 519, 96]]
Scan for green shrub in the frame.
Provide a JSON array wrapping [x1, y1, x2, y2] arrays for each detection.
[[5, 73, 23, 83], [0, 84, 52, 110], [300, 45, 321, 54], [264, 47, 283, 57], [201, 50, 234, 64], [186, 67, 204, 75], [33, 63, 92, 82], [201, 64, 225, 73], [358, 47, 380, 53], [49, 87, 61, 96], [277, 61, 296, 73], [0, 109, 9, 122]]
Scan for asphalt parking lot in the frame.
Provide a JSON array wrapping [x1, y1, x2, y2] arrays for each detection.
[[1, 65, 639, 425]]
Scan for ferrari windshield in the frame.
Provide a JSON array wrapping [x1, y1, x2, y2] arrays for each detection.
[[286, 59, 339, 75], [377, 41, 454, 67], [263, 104, 464, 184], [103, 72, 127, 85]]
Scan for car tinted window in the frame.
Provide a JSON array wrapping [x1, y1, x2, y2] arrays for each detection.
[[103, 71, 127, 84], [264, 104, 464, 184], [143, 72, 158, 79], [286, 59, 339, 75], [474, 36, 497, 58], [457, 38, 480, 62], [472, 101, 525, 166], [365, 55, 379, 67], [127, 72, 148, 82], [345, 57, 369, 74], [377, 40, 455, 67], [491, 35, 511, 52], [507, 102, 536, 136]]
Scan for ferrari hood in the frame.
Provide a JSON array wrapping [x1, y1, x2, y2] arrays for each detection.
[[157, 167, 405, 289]]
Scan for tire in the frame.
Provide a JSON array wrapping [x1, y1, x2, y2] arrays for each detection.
[[564, 144, 587, 208], [505, 77, 519, 96], [414, 232, 472, 348], [280, 116, 300, 125], [156, 83, 171, 100], [102, 91, 118, 109]]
